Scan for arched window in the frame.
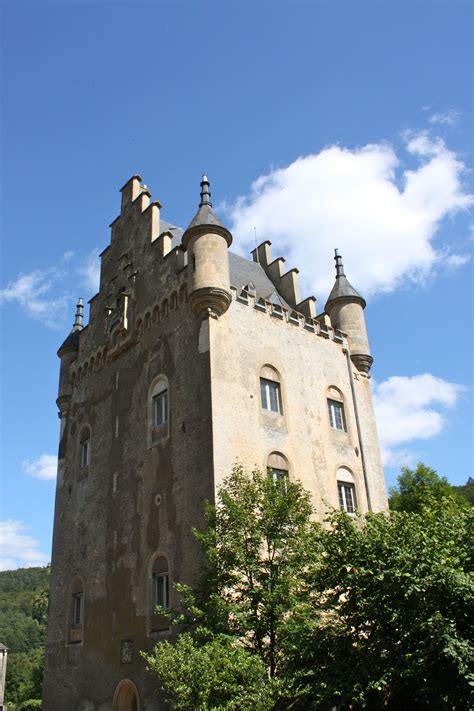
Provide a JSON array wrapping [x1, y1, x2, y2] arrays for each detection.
[[144, 311, 151, 330], [327, 386, 347, 432], [68, 576, 84, 645], [148, 554, 170, 634], [78, 425, 91, 479], [267, 451, 289, 483], [336, 467, 357, 514], [260, 365, 282, 415], [171, 292, 178, 310], [152, 305, 160, 323], [148, 376, 169, 446], [162, 299, 169, 317]]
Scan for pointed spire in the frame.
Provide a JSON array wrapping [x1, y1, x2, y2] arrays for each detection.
[[325, 249, 365, 310], [199, 175, 212, 207], [182, 175, 232, 245], [72, 298, 84, 332], [334, 249, 346, 278]]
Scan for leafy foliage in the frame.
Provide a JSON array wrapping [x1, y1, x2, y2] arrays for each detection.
[[453, 476, 474, 506], [143, 632, 276, 710], [283, 504, 474, 709], [0, 566, 49, 706], [388, 463, 469, 512], [189, 465, 316, 677]]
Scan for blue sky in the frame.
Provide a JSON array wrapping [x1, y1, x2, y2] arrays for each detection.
[[1, 1, 472, 569]]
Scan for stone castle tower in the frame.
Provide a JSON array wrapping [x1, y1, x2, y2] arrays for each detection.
[[43, 175, 387, 710]]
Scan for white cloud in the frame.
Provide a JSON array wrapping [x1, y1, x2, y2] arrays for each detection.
[[22, 454, 58, 481], [226, 132, 473, 301], [78, 248, 100, 295], [429, 109, 460, 126], [0, 520, 49, 571], [0, 268, 69, 329], [373, 374, 465, 467]]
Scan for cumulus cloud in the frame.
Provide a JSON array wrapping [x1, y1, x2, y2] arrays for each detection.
[[78, 248, 100, 295], [0, 268, 69, 328], [226, 132, 473, 300], [0, 520, 49, 571], [373, 374, 465, 467], [23, 454, 58, 481], [429, 109, 460, 126]]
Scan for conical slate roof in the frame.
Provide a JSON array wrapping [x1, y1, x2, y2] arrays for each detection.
[[325, 250, 366, 310], [58, 299, 84, 355], [182, 176, 231, 244]]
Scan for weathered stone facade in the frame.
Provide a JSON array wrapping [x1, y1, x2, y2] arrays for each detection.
[[43, 175, 387, 710]]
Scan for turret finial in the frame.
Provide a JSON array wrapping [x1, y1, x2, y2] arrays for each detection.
[[199, 175, 212, 207], [334, 249, 346, 278], [72, 298, 84, 332]]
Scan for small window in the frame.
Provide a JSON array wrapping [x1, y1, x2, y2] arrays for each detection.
[[338, 482, 356, 514], [153, 571, 170, 609], [80, 438, 90, 468], [68, 577, 84, 644], [267, 451, 289, 484], [149, 555, 170, 633], [152, 390, 168, 428], [268, 467, 288, 483], [260, 378, 282, 414], [148, 376, 170, 446], [73, 592, 83, 627], [328, 399, 346, 431]]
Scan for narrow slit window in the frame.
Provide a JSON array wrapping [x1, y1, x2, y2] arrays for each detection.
[[73, 592, 83, 627], [260, 378, 282, 414], [153, 390, 168, 427], [80, 438, 90, 468]]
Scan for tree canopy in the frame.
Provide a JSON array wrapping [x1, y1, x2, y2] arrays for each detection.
[[145, 464, 474, 710]]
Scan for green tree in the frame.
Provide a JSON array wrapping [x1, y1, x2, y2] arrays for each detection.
[[283, 502, 474, 709], [192, 464, 317, 677], [143, 464, 317, 705], [388, 463, 467, 512], [453, 477, 474, 506], [143, 633, 276, 710]]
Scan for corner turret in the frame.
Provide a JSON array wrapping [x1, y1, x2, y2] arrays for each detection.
[[57, 299, 83, 414], [325, 251, 373, 373], [182, 176, 232, 318]]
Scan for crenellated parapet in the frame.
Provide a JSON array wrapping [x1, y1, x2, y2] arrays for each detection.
[[251, 240, 317, 317]]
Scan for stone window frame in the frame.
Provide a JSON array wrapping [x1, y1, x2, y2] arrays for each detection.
[[147, 375, 170, 448], [77, 424, 91, 480], [147, 552, 171, 636], [67, 575, 85, 645], [259, 364, 287, 429], [326, 386, 348, 433], [266, 451, 291, 484], [336, 466, 358, 515]]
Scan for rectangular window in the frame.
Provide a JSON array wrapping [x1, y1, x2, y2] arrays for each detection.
[[153, 573, 170, 609], [80, 439, 90, 468], [153, 391, 168, 427], [328, 399, 346, 431], [338, 482, 356, 514], [73, 593, 83, 627], [268, 467, 288, 483], [260, 378, 282, 414]]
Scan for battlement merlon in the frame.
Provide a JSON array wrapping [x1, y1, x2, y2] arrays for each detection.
[[252, 240, 315, 312]]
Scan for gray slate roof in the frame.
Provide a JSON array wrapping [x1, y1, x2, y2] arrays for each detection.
[[185, 203, 227, 232], [160, 219, 287, 306], [325, 275, 365, 309], [228, 252, 288, 307]]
